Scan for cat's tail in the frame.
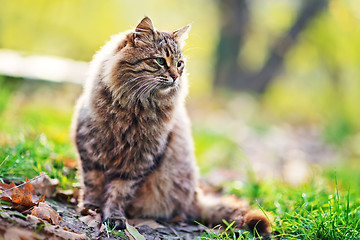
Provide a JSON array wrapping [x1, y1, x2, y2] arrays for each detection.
[[194, 189, 272, 237]]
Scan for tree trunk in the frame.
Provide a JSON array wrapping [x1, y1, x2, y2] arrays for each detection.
[[214, 0, 329, 93], [214, 0, 249, 88]]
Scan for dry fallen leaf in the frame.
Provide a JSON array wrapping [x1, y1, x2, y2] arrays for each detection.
[[0, 181, 16, 202], [128, 218, 164, 229], [12, 187, 35, 207], [31, 173, 59, 197], [0, 177, 56, 223], [0, 194, 12, 203], [64, 158, 78, 168], [31, 202, 62, 225], [0, 181, 16, 190], [79, 208, 106, 234], [0, 178, 46, 212], [24, 179, 34, 193], [79, 214, 102, 229]]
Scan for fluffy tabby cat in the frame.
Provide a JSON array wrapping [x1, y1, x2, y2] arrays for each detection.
[[72, 17, 271, 236]]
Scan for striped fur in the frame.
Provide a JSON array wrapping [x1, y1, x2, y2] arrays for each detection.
[[72, 17, 271, 236]]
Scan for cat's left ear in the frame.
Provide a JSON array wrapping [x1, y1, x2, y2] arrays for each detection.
[[133, 17, 156, 46], [173, 25, 191, 47], [135, 17, 155, 34]]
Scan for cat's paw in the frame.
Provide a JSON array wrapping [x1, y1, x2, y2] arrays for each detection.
[[104, 216, 127, 230]]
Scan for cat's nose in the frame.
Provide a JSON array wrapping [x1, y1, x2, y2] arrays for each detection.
[[170, 72, 179, 81], [168, 68, 179, 81]]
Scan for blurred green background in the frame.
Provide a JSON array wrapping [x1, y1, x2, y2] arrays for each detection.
[[0, 0, 359, 189]]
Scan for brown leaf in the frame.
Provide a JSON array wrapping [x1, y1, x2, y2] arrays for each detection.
[[0, 195, 12, 202], [128, 218, 164, 229], [0, 177, 46, 213], [19, 237, 30, 240], [79, 214, 102, 229], [37, 195, 46, 204], [64, 158, 78, 168], [31, 202, 62, 225], [0, 181, 16, 190], [79, 208, 106, 233], [31, 174, 59, 197], [12, 188, 36, 207], [0, 181, 17, 199], [24, 177, 35, 193]]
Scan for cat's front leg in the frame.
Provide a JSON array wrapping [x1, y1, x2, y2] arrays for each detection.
[[80, 160, 106, 210], [102, 179, 139, 229], [82, 169, 105, 209]]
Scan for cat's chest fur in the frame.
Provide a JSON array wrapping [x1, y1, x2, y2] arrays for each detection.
[[87, 82, 177, 173]]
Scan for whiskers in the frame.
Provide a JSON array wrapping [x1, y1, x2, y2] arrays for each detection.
[[133, 79, 160, 105], [112, 73, 179, 107], [119, 75, 161, 105]]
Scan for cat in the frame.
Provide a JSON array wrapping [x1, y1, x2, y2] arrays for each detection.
[[72, 17, 271, 236]]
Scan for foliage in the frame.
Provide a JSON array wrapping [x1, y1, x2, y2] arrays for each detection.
[[0, 135, 77, 189], [261, 0, 360, 146], [200, 220, 257, 239], [0, 78, 77, 188], [201, 176, 360, 239], [1, 0, 359, 146], [270, 181, 360, 239], [193, 125, 242, 174], [0, 0, 217, 97]]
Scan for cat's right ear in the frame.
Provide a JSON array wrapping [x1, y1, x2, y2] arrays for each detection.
[[132, 17, 155, 46], [173, 24, 191, 49]]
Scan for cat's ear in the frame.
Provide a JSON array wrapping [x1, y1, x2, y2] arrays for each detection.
[[135, 17, 155, 34], [173, 24, 191, 47], [132, 17, 155, 46]]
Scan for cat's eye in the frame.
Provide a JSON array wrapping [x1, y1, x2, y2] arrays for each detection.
[[156, 57, 166, 66], [177, 60, 184, 68]]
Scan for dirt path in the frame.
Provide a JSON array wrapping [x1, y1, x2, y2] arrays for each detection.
[[0, 199, 206, 240]]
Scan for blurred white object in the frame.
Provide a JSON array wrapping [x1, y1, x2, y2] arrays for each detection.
[[0, 49, 88, 84]]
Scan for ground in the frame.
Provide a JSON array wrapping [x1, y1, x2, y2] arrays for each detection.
[[0, 198, 207, 240]]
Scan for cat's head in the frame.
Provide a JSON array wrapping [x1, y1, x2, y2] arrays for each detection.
[[102, 17, 190, 106]]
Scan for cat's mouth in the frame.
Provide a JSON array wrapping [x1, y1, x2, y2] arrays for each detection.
[[158, 78, 178, 89]]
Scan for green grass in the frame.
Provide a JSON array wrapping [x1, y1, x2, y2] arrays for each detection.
[[193, 125, 243, 174], [199, 220, 257, 239], [0, 77, 78, 188], [104, 222, 128, 239], [269, 180, 359, 239], [0, 134, 77, 189], [200, 177, 360, 239]]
